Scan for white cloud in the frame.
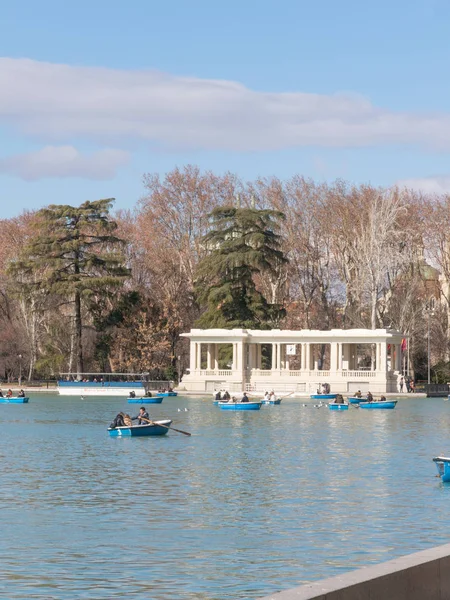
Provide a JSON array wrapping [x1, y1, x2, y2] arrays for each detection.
[[0, 146, 130, 181], [1, 58, 450, 152], [398, 176, 450, 194]]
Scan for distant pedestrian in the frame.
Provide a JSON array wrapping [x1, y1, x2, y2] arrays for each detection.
[[406, 377, 411, 393], [399, 376, 404, 393], [410, 379, 415, 393]]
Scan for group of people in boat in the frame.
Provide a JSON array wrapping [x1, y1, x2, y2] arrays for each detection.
[[214, 389, 251, 403], [0, 389, 25, 398], [263, 391, 277, 402], [110, 406, 150, 428], [316, 383, 331, 395], [354, 390, 387, 402]]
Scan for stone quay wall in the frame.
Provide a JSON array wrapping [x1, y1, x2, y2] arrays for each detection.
[[258, 543, 450, 600]]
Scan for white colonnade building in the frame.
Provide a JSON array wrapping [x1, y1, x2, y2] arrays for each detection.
[[180, 328, 405, 394]]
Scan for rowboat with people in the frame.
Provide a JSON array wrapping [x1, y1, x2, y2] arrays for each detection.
[[328, 394, 349, 410], [219, 401, 262, 411], [433, 456, 450, 482], [108, 419, 173, 437], [348, 397, 363, 404], [359, 400, 397, 409], [0, 396, 29, 403], [261, 391, 282, 404], [311, 383, 335, 400], [328, 401, 349, 410], [261, 397, 282, 405], [128, 396, 164, 404]]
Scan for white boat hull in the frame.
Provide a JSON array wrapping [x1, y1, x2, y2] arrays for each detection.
[[58, 386, 145, 397]]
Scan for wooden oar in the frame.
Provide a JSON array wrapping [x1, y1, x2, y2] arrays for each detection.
[[139, 416, 192, 436]]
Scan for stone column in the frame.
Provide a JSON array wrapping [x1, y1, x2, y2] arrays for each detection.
[[207, 344, 213, 370], [189, 341, 196, 372], [196, 343, 202, 371], [330, 342, 338, 372], [306, 343, 311, 371], [380, 342, 387, 373], [214, 344, 219, 369], [396, 344, 402, 371], [342, 343, 350, 371], [236, 342, 244, 372]]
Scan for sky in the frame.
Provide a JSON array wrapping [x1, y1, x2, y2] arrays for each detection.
[[1, 0, 450, 218]]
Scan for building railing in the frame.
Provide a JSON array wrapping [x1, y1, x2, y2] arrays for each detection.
[[194, 368, 383, 378]]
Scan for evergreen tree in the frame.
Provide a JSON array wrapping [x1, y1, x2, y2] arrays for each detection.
[[8, 199, 130, 377], [194, 205, 287, 328]]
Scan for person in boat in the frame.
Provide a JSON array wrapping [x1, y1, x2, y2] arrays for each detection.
[[6, 389, 13, 398], [17, 389, 25, 398], [269, 391, 277, 402], [0, 390, 3, 398], [145, 391, 153, 398], [264, 391, 270, 402], [354, 390, 362, 398], [316, 386, 322, 395], [110, 412, 132, 428], [132, 406, 149, 425], [222, 390, 230, 401], [129, 391, 136, 399], [379, 395, 387, 402], [366, 391, 374, 402], [214, 390, 221, 402], [335, 394, 344, 404], [241, 392, 249, 403], [230, 396, 237, 403]]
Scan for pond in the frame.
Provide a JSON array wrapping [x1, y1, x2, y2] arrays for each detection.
[[0, 394, 449, 599]]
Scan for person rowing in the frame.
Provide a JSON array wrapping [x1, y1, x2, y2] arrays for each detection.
[[132, 406, 149, 425]]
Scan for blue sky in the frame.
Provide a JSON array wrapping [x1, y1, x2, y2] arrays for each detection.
[[1, 0, 450, 217]]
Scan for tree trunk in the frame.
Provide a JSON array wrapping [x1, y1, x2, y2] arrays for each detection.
[[74, 290, 84, 377]]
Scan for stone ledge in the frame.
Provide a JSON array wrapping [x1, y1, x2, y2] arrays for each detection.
[[258, 543, 450, 600]]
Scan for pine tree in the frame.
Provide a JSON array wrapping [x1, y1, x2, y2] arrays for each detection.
[[194, 205, 287, 328], [8, 199, 130, 377]]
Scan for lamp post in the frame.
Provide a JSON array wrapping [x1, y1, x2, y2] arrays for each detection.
[[427, 309, 431, 385], [18, 354, 22, 386], [425, 300, 434, 386]]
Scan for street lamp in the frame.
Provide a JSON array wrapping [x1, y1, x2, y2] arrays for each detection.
[[18, 354, 22, 386], [425, 300, 435, 386]]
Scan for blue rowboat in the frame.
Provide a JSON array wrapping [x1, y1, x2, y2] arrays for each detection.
[[0, 397, 29, 403], [359, 401, 397, 409], [328, 402, 349, 410], [348, 397, 363, 404], [219, 401, 262, 411], [433, 456, 450, 482], [108, 419, 172, 437], [158, 391, 177, 397], [310, 394, 337, 400], [261, 398, 282, 405], [128, 396, 163, 404]]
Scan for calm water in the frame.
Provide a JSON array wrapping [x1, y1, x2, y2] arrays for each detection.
[[1, 394, 450, 599]]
